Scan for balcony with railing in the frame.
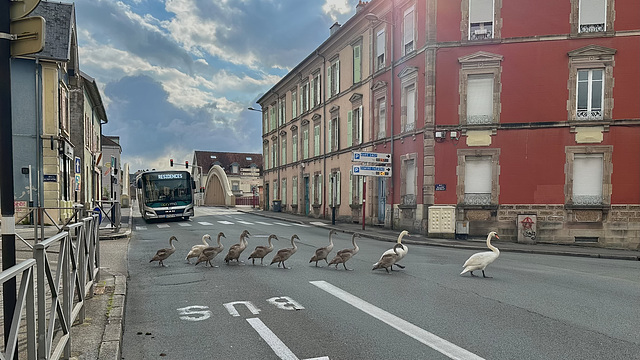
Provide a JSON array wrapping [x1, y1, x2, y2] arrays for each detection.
[[470, 22, 493, 40], [580, 23, 605, 33]]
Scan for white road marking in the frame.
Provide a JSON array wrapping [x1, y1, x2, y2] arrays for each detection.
[[293, 223, 310, 227], [256, 221, 273, 226], [135, 226, 147, 230], [177, 305, 211, 321], [267, 296, 305, 310], [237, 221, 253, 225], [310, 281, 485, 360], [178, 223, 192, 227], [218, 220, 234, 225], [309, 221, 328, 226], [246, 318, 329, 360], [198, 222, 213, 226], [223, 301, 261, 317], [157, 224, 170, 228], [273, 222, 293, 227]]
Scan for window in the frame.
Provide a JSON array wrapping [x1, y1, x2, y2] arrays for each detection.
[[292, 132, 298, 162], [263, 143, 269, 169], [469, 0, 493, 40], [565, 146, 612, 207], [576, 69, 604, 120], [348, 106, 363, 146], [291, 88, 297, 119], [464, 156, 492, 205], [301, 82, 310, 113], [353, 43, 362, 84], [327, 59, 340, 98], [271, 142, 278, 168], [467, 75, 494, 124], [232, 164, 239, 173], [314, 124, 321, 156], [329, 171, 341, 206], [232, 181, 240, 191], [329, 113, 339, 152], [401, 157, 416, 205], [461, 0, 501, 40], [458, 51, 503, 125], [312, 73, 321, 108], [281, 137, 287, 165], [376, 29, 385, 71], [292, 176, 298, 205], [263, 112, 268, 133], [457, 149, 500, 206], [349, 174, 363, 205], [282, 178, 287, 206], [279, 97, 286, 126], [567, 45, 615, 122], [313, 173, 322, 205], [269, 106, 276, 131], [303, 127, 309, 159], [376, 97, 386, 139], [403, 6, 415, 55], [403, 84, 416, 132], [273, 181, 278, 201], [579, 0, 606, 33]]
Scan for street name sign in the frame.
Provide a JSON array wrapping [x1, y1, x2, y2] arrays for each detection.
[[352, 165, 391, 177], [352, 151, 391, 164]]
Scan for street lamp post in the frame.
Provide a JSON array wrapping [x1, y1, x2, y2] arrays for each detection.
[[365, 11, 395, 229]]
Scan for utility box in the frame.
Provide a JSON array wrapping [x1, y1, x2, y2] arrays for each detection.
[[455, 220, 469, 240], [428, 206, 456, 236], [517, 214, 537, 244], [272, 200, 282, 212]]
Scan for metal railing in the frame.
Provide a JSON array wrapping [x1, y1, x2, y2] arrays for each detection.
[[0, 214, 100, 360]]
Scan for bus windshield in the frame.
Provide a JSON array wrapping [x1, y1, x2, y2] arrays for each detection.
[[141, 172, 192, 208]]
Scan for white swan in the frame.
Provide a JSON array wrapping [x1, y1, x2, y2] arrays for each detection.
[[379, 230, 409, 270], [270, 234, 299, 269], [309, 229, 336, 267], [185, 234, 211, 264], [460, 231, 500, 278], [372, 243, 404, 274], [150, 236, 178, 267]]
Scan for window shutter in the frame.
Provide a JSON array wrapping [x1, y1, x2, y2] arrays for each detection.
[[336, 171, 341, 205], [327, 66, 332, 98], [467, 75, 494, 122], [336, 60, 340, 93], [328, 119, 333, 152], [347, 110, 353, 147], [465, 157, 492, 194], [403, 8, 414, 49], [573, 154, 603, 200], [580, 0, 606, 26], [376, 30, 385, 60], [358, 105, 363, 143], [470, 0, 493, 23], [353, 45, 361, 83]]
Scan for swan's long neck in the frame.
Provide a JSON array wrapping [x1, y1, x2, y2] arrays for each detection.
[[267, 236, 274, 249], [487, 236, 499, 253], [202, 236, 209, 246], [169, 238, 176, 249], [397, 231, 407, 244], [291, 237, 297, 249], [216, 235, 223, 247], [329, 232, 334, 246], [352, 236, 359, 251]]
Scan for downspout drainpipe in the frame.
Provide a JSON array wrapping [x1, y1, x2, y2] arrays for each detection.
[[316, 50, 327, 219], [389, 1, 395, 230]]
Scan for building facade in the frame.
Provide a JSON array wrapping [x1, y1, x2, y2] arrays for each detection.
[[430, 0, 640, 248], [101, 136, 122, 202], [258, 0, 429, 232]]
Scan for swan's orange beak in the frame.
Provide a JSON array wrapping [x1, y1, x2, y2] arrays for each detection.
[[495, 234, 499, 239]]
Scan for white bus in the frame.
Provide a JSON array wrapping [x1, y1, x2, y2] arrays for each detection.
[[136, 170, 195, 221]]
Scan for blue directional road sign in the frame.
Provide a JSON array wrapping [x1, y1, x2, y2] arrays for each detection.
[[352, 165, 392, 177], [352, 151, 391, 163]]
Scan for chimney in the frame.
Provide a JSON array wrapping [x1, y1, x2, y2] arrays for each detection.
[[330, 22, 341, 36], [356, 0, 368, 13]]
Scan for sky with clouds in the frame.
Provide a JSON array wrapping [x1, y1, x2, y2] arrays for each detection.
[[72, 0, 360, 172]]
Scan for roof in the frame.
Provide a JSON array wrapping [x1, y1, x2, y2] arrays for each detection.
[[194, 151, 263, 174], [80, 70, 108, 123], [31, 1, 76, 61], [101, 135, 121, 150]]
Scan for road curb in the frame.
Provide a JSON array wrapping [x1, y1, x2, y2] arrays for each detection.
[[98, 274, 126, 360]]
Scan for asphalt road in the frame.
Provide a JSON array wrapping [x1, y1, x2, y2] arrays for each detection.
[[122, 207, 640, 360]]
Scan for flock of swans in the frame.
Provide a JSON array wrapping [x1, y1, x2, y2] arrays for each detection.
[[150, 229, 501, 277]]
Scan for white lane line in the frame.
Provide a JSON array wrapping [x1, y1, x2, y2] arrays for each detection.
[[246, 317, 298, 360], [237, 221, 253, 225], [310, 281, 484, 360], [178, 223, 192, 227], [135, 226, 147, 231], [198, 222, 213, 226], [218, 220, 234, 225], [256, 221, 273, 226], [293, 223, 310, 227], [157, 224, 170, 228], [273, 222, 293, 227]]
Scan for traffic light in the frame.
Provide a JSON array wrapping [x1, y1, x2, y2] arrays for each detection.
[[170, 159, 173, 167], [185, 161, 189, 169]]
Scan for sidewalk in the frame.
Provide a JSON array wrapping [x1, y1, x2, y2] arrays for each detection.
[[236, 206, 640, 261]]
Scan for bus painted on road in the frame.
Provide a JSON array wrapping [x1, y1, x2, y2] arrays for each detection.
[[136, 170, 195, 221]]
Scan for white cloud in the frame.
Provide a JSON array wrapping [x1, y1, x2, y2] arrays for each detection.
[[322, 0, 352, 22]]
